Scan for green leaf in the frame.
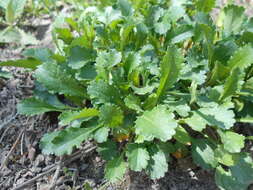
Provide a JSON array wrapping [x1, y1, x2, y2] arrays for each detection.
[[220, 131, 245, 153], [223, 5, 245, 37], [75, 63, 97, 81], [195, 0, 215, 13], [0, 58, 41, 69], [55, 27, 74, 44], [126, 143, 150, 171], [167, 6, 185, 23], [96, 49, 122, 77], [59, 108, 99, 126], [33, 82, 70, 109], [6, 0, 15, 24], [214, 146, 239, 166], [97, 7, 122, 25], [219, 68, 243, 101], [124, 94, 143, 113], [131, 84, 156, 95], [213, 40, 238, 63], [153, 6, 185, 35], [105, 155, 127, 182], [0, 69, 12, 79], [17, 97, 64, 116], [0, 26, 38, 45], [118, 0, 133, 17], [18, 27, 38, 45], [174, 126, 191, 145], [192, 139, 218, 170], [41, 126, 99, 156], [0, 26, 17, 42], [164, 99, 191, 117], [6, 0, 27, 24], [197, 24, 215, 65], [154, 11, 171, 35], [97, 140, 119, 161], [156, 46, 184, 101], [68, 46, 96, 69], [170, 25, 194, 44], [22, 48, 52, 63], [230, 153, 253, 186], [99, 104, 124, 128], [147, 147, 168, 179], [124, 52, 141, 76], [87, 80, 121, 105], [216, 153, 253, 190], [186, 105, 236, 130], [35, 62, 86, 98], [184, 112, 207, 132], [135, 105, 177, 142], [215, 166, 247, 190], [40, 131, 61, 155], [227, 44, 253, 70], [207, 61, 230, 85], [94, 127, 110, 143], [0, 0, 10, 9]]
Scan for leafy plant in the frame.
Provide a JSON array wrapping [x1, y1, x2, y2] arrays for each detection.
[[0, 0, 38, 45], [0, 68, 12, 79], [7, 0, 253, 189]]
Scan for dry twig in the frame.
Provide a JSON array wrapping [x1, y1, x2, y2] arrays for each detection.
[[0, 129, 25, 170], [49, 157, 63, 190], [12, 144, 96, 190], [0, 113, 17, 131]]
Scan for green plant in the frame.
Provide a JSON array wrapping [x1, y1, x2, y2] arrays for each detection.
[[0, 0, 38, 45], [0, 68, 12, 79], [8, 0, 253, 189]]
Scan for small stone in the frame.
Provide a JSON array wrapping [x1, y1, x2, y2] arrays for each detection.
[[45, 155, 54, 165], [95, 156, 101, 162], [31, 167, 42, 173], [28, 147, 36, 161], [34, 154, 45, 167]]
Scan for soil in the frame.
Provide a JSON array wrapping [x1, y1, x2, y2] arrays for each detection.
[[0, 1, 253, 190]]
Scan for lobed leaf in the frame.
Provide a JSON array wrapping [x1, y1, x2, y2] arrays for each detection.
[[147, 147, 168, 179], [35, 62, 86, 98], [227, 44, 253, 70], [97, 140, 119, 161], [135, 105, 177, 142], [126, 143, 150, 172], [219, 131, 245, 153], [41, 126, 99, 156], [99, 104, 124, 128], [156, 46, 184, 101], [223, 5, 245, 37], [105, 155, 127, 182], [195, 0, 215, 13], [219, 68, 244, 101], [192, 139, 218, 170]]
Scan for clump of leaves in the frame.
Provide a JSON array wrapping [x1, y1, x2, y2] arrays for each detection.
[[13, 0, 253, 189], [0, 0, 38, 45]]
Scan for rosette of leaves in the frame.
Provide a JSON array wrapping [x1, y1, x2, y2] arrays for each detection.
[[15, 0, 253, 189]]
